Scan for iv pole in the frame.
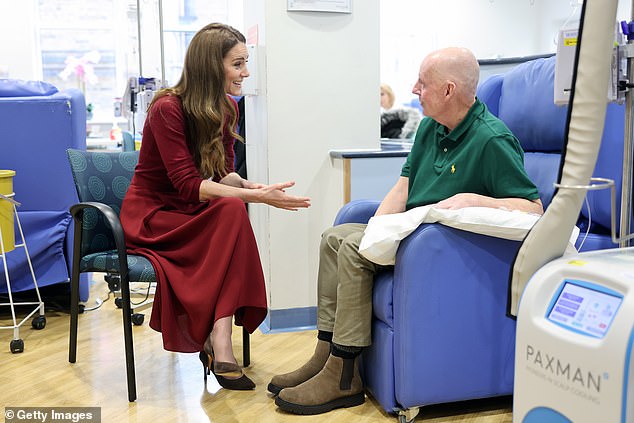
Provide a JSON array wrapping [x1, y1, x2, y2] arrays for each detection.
[[135, 0, 166, 85], [136, 0, 143, 76], [158, 0, 166, 86], [619, 2, 634, 247]]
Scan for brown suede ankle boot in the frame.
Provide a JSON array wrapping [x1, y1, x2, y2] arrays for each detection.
[[274, 354, 364, 415], [267, 339, 330, 395]]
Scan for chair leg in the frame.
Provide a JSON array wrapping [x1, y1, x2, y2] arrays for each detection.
[[119, 274, 137, 402], [241, 201, 251, 368], [68, 270, 80, 363], [68, 220, 82, 364], [242, 327, 250, 368]]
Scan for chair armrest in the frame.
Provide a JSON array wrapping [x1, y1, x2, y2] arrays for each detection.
[[69, 202, 130, 272], [390, 223, 519, 407], [333, 200, 380, 225]]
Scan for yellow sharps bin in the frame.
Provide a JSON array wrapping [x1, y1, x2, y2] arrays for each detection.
[[0, 169, 16, 252]]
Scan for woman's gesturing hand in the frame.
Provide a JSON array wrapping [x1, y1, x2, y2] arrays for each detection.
[[240, 179, 267, 190], [256, 181, 311, 210]]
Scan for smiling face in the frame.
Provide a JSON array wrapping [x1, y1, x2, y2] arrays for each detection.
[[223, 42, 249, 96]]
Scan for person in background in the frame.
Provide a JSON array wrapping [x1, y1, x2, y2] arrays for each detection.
[[269, 47, 543, 415], [380, 83, 395, 110], [380, 82, 422, 139], [120, 23, 310, 391]]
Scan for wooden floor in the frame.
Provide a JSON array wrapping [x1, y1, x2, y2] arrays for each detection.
[[0, 278, 513, 422]]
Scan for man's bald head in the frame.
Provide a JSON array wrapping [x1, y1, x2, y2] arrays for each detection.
[[411, 47, 480, 129], [422, 47, 480, 103]]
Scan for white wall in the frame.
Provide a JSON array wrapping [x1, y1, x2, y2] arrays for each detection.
[[244, 1, 381, 315], [381, 0, 633, 106], [0, 1, 40, 79]]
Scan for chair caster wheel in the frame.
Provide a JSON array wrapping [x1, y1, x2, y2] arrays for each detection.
[[105, 273, 121, 292], [31, 315, 46, 330], [398, 408, 419, 423], [131, 313, 144, 326], [115, 297, 123, 309], [10, 339, 24, 353]]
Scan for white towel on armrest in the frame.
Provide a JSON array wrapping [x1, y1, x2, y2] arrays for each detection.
[[359, 206, 580, 265]]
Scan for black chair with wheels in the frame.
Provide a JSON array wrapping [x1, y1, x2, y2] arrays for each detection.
[[66, 149, 250, 402]]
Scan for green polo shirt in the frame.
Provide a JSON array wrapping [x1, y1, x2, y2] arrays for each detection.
[[402, 99, 540, 210]]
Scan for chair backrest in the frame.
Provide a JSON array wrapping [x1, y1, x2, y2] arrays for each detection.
[[478, 57, 567, 210], [581, 102, 624, 231], [476, 74, 503, 117], [477, 56, 625, 231], [66, 149, 139, 256], [0, 80, 86, 212]]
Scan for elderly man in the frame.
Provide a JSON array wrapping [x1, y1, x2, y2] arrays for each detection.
[[270, 47, 543, 415]]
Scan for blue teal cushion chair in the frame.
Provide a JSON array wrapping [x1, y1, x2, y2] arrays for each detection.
[[66, 149, 152, 402], [66, 148, 251, 402]]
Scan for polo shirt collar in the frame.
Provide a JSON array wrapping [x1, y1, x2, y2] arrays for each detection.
[[435, 99, 485, 144]]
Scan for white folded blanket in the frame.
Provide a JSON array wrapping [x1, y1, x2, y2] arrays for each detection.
[[359, 206, 580, 265]]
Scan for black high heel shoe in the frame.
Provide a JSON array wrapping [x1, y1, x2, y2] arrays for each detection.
[[199, 350, 256, 390]]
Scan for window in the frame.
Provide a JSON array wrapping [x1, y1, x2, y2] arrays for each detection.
[[33, 0, 243, 134], [38, 0, 123, 121]]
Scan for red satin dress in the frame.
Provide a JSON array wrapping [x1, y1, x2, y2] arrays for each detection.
[[120, 94, 267, 353]]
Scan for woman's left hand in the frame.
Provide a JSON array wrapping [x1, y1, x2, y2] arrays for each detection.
[[241, 179, 267, 190], [255, 182, 311, 210], [218, 172, 268, 190]]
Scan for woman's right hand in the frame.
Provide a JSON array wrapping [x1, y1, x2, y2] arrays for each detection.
[[255, 181, 311, 210]]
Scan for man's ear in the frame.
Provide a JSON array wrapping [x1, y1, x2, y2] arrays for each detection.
[[445, 80, 456, 97]]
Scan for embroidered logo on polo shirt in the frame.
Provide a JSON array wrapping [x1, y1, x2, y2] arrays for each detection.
[[451, 164, 456, 174]]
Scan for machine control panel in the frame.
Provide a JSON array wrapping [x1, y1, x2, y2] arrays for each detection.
[[547, 280, 623, 338]]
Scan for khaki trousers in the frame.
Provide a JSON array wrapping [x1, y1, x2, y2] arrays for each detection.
[[317, 223, 386, 347]]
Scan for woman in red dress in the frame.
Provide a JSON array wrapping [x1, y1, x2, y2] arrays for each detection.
[[120, 23, 311, 390]]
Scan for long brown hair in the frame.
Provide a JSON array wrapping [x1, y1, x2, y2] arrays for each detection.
[[151, 23, 245, 179]]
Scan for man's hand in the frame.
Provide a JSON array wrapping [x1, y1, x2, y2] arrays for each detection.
[[433, 193, 544, 215], [433, 193, 486, 210]]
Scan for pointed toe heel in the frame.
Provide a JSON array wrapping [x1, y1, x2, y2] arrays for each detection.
[[213, 361, 256, 390], [199, 349, 255, 390]]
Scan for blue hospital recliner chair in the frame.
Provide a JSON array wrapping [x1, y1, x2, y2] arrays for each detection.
[[333, 56, 624, 420], [0, 79, 89, 301]]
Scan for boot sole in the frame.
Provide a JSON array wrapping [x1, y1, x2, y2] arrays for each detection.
[[267, 382, 283, 396], [275, 392, 365, 415]]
